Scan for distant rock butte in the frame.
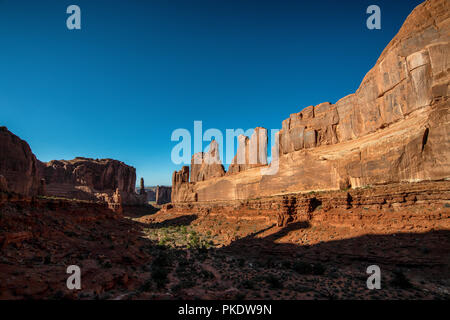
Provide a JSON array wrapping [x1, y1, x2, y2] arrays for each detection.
[[0, 127, 144, 207], [0, 126, 40, 196], [38, 157, 145, 206], [172, 0, 450, 203]]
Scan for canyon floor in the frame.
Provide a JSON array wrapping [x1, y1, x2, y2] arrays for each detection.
[[0, 183, 449, 300]]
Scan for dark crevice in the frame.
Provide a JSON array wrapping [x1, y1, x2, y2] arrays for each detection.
[[422, 128, 430, 152]]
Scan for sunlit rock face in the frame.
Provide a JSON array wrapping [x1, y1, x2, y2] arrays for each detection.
[[190, 140, 226, 182], [171, 0, 450, 203]]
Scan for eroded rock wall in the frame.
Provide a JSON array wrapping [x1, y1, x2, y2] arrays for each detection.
[[156, 186, 172, 205], [190, 140, 226, 182], [227, 127, 268, 175], [39, 157, 143, 205], [171, 0, 450, 203], [0, 127, 40, 196]]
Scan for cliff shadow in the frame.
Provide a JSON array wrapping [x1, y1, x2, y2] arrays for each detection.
[[218, 223, 450, 287], [123, 204, 160, 218], [144, 214, 198, 229]]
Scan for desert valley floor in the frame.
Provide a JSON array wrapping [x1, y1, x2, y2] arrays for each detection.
[[1, 181, 449, 300]]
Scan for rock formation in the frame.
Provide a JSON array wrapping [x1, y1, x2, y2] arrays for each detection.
[[38, 178, 46, 196], [227, 127, 268, 174], [38, 157, 141, 205], [0, 127, 40, 196], [155, 186, 172, 205], [172, 166, 197, 202], [171, 0, 450, 203], [190, 140, 225, 182], [108, 188, 124, 214], [0, 126, 143, 206], [139, 178, 146, 195]]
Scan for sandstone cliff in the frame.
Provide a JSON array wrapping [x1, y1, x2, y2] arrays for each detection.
[[227, 127, 268, 174], [172, 0, 450, 203], [190, 140, 225, 182], [0, 126, 143, 206], [38, 157, 144, 205], [155, 186, 172, 205], [0, 127, 40, 196]]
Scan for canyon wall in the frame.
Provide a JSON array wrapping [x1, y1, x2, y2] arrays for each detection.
[[155, 186, 172, 205], [0, 126, 143, 206], [38, 158, 145, 205], [0, 127, 40, 196], [172, 0, 450, 203]]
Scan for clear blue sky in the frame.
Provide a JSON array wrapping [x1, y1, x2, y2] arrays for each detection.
[[0, 0, 423, 186]]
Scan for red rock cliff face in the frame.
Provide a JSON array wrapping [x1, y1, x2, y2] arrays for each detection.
[[0, 127, 40, 196], [172, 0, 450, 203], [155, 186, 172, 205], [38, 157, 141, 205], [0, 126, 142, 206]]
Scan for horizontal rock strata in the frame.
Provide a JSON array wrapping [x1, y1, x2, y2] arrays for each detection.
[[164, 181, 450, 227]]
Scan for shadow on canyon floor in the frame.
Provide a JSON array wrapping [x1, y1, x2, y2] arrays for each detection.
[[0, 201, 449, 300], [130, 209, 450, 299], [123, 204, 160, 218], [142, 214, 198, 230]]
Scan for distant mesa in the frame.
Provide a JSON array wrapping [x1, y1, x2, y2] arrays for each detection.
[[0, 127, 148, 210]]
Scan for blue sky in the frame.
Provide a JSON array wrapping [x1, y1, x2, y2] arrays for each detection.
[[0, 0, 423, 186]]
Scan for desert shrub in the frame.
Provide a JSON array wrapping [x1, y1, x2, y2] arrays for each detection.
[[187, 231, 209, 250], [158, 236, 169, 246]]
